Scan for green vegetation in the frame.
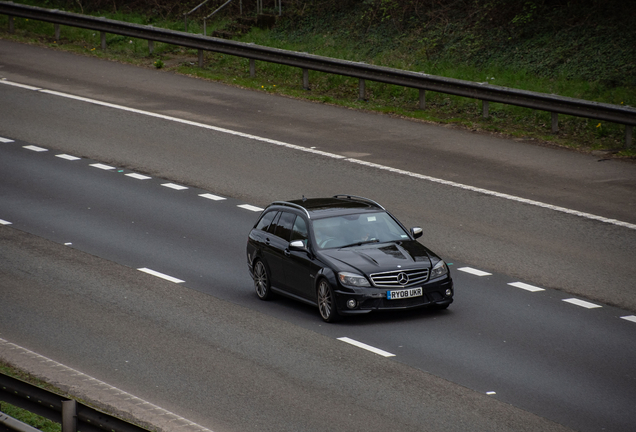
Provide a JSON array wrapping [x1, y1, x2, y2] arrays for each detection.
[[0, 0, 634, 157], [0, 362, 61, 431], [0, 402, 61, 432]]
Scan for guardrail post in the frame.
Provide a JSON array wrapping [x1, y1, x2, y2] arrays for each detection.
[[551, 112, 559, 133], [62, 400, 77, 432], [626, 125, 633, 148], [100, 31, 106, 50], [303, 68, 309, 90], [148, 40, 154, 55], [249, 58, 255, 77], [198, 49, 203, 67], [8, 15, 14, 33], [482, 100, 489, 118], [358, 79, 365, 101], [54, 23, 60, 41], [419, 89, 426, 109]]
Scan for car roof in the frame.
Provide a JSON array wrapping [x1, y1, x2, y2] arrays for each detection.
[[270, 196, 385, 219]]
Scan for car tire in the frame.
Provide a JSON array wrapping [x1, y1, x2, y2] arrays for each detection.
[[253, 260, 273, 300], [317, 279, 340, 322]]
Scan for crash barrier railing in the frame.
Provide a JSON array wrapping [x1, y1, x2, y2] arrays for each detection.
[[0, 373, 150, 432], [1, 1, 634, 147]]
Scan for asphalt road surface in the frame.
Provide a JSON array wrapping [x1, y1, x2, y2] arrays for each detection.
[[1, 39, 635, 432]]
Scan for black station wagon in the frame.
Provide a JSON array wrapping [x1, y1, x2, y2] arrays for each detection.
[[246, 195, 454, 322]]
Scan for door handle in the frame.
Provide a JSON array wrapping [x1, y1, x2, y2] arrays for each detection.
[[284, 249, 291, 257]]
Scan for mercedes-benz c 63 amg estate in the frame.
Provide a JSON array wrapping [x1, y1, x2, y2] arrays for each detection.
[[246, 195, 454, 322]]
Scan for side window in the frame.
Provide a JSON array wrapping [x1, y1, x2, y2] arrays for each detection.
[[255, 211, 277, 231], [291, 216, 308, 246], [274, 212, 296, 241], [266, 212, 282, 234]]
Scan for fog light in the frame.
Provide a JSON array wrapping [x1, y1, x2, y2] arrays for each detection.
[[445, 289, 452, 297], [347, 299, 357, 309]]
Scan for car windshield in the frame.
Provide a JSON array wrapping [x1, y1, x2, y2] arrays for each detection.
[[312, 211, 411, 249]]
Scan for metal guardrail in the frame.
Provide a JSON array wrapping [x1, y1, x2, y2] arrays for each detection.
[[0, 373, 150, 432], [1, 1, 634, 147], [0, 412, 41, 432]]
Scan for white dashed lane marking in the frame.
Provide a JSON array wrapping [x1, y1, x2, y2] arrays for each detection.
[[161, 183, 188, 190], [338, 337, 396, 357], [23, 145, 48, 152], [562, 298, 602, 309], [199, 193, 226, 201], [137, 268, 185, 284], [0, 137, 15, 143], [3, 78, 634, 231], [238, 204, 263, 212], [621, 315, 636, 323], [126, 173, 152, 180], [90, 163, 116, 170], [0, 219, 12, 225], [457, 267, 492, 277], [508, 282, 545, 292], [55, 154, 81, 160]]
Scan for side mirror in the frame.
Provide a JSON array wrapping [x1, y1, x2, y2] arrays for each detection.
[[289, 240, 307, 251], [410, 227, 423, 239]]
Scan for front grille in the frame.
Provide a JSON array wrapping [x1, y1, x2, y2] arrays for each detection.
[[370, 268, 429, 288]]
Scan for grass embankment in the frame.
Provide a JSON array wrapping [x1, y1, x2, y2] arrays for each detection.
[[0, 0, 634, 158]]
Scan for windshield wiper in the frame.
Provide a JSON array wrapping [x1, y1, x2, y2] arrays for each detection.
[[339, 239, 380, 249]]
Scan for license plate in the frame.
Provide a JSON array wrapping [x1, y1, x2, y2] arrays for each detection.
[[387, 287, 422, 300]]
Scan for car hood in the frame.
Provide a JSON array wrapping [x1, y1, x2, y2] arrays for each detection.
[[320, 241, 435, 275]]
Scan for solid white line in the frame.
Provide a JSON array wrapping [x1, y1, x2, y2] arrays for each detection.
[[508, 282, 545, 292], [0, 338, 215, 432], [238, 204, 263, 212], [344, 158, 636, 231], [90, 163, 116, 170], [55, 154, 81, 160], [137, 268, 185, 284], [0, 79, 41, 90], [23, 145, 48, 152], [5, 79, 635, 231], [457, 267, 492, 277], [126, 173, 152, 180], [161, 183, 188, 190], [562, 298, 602, 309], [36, 88, 346, 161], [199, 193, 226, 201], [620, 315, 636, 323], [338, 337, 396, 357], [0, 219, 12, 225], [0, 137, 14, 143]]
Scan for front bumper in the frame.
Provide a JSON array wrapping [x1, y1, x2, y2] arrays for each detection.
[[334, 277, 453, 315]]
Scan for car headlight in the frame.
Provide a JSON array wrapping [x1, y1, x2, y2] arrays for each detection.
[[430, 260, 448, 279], [338, 272, 370, 287]]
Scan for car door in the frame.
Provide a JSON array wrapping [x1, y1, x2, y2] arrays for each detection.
[[256, 211, 283, 288], [283, 215, 317, 300], [263, 211, 295, 290]]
